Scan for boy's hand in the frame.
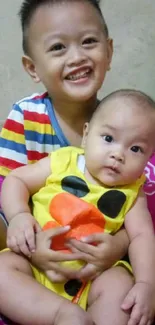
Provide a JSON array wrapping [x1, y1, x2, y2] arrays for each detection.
[[31, 226, 86, 282], [66, 232, 119, 280], [7, 213, 41, 257], [121, 282, 154, 325]]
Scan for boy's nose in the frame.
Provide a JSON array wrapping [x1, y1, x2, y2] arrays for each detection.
[[110, 151, 125, 163], [67, 47, 87, 67]]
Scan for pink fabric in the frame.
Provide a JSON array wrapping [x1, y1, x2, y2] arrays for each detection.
[[144, 155, 155, 230]]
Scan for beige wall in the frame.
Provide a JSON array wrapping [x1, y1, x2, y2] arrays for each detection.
[[0, 0, 155, 126]]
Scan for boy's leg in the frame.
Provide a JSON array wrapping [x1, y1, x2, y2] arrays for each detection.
[[0, 251, 93, 325], [0, 213, 7, 250], [87, 266, 133, 325]]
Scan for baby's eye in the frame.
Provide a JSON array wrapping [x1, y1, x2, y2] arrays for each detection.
[[83, 37, 98, 45], [49, 43, 65, 52], [131, 146, 143, 153], [103, 135, 113, 143]]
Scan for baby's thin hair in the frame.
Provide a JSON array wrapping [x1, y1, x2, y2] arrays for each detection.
[[94, 89, 155, 118], [19, 0, 109, 55]]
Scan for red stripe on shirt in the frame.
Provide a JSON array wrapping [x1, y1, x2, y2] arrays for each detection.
[[27, 150, 48, 161], [33, 92, 48, 100], [24, 111, 51, 124], [3, 120, 24, 135], [0, 157, 25, 170]]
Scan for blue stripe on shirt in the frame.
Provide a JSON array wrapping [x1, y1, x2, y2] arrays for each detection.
[[25, 130, 61, 146], [0, 138, 26, 154]]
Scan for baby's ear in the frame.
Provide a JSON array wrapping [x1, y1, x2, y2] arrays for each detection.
[[22, 55, 40, 83], [81, 123, 89, 148]]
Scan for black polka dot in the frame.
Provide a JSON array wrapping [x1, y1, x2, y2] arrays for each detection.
[[97, 190, 126, 218], [64, 279, 83, 296], [61, 176, 90, 198]]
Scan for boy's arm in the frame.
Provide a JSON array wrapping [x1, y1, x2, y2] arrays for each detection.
[[1, 156, 51, 223], [124, 190, 155, 284], [0, 103, 27, 178]]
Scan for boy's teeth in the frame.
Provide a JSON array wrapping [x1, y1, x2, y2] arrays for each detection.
[[67, 69, 90, 80]]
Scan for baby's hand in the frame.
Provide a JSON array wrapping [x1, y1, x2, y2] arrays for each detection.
[[121, 282, 155, 325], [66, 232, 118, 280], [31, 226, 85, 281], [7, 213, 41, 257]]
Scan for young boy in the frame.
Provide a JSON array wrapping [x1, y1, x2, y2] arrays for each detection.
[[0, 0, 129, 284], [1, 89, 155, 325]]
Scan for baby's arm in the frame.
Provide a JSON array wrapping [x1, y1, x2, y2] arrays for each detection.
[[110, 227, 129, 260], [1, 156, 51, 256], [125, 190, 155, 285], [122, 190, 155, 325]]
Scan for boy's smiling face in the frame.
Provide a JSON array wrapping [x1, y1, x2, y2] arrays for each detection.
[[22, 1, 113, 103]]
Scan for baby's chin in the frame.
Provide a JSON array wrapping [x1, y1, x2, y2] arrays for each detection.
[[97, 176, 127, 188], [100, 177, 138, 188]]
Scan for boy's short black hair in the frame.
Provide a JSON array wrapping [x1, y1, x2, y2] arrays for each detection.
[[19, 0, 109, 55]]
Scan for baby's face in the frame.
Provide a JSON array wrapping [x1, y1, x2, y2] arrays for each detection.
[[83, 98, 155, 187], [24, 1, 112, 102]]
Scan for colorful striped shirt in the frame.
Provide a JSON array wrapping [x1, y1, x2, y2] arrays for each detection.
[[0, 92, 69, 176]]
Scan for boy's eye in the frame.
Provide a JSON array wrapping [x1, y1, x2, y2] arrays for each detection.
[[50, 43, 65, 52], [103, 135, 113, 143], [131, 146, 143, 153], [83, 37, 98, 45]]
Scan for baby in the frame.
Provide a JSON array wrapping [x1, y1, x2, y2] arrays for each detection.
[[1, 89, 155, 325]]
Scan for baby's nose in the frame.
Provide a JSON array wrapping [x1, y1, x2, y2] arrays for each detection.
[[110, 151, 124, 163]]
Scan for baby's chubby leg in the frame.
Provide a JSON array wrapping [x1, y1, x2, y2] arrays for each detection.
[[0, 251, 93, 325], [87, 266, 134, 325]]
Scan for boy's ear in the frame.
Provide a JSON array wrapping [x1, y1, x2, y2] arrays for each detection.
[[107, 38, 113, 71], [22, 55, 40, 83], [81, 122, 89, 148]]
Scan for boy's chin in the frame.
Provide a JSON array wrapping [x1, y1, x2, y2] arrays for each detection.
[[63, 84, 98, 102], [67, 92, 96, 102]]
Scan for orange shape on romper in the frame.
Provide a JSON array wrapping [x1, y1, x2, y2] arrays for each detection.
[[43, 193, 105, 251]]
